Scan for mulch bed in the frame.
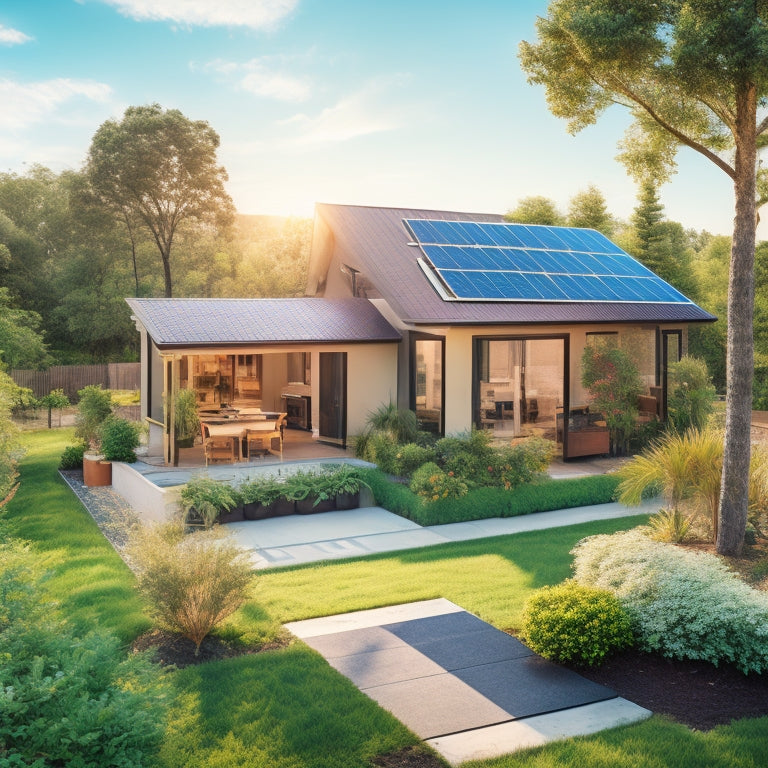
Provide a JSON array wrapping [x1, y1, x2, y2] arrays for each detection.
[[131, 629, 288, 667], [574, 649, 768, 731]]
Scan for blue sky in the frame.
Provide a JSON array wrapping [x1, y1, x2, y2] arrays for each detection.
[[0, 0, 745, 236]]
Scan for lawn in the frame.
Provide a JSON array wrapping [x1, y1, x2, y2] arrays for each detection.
[[5, 429, 768, 768]]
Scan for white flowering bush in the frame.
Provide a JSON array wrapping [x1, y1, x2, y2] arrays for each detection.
[[572, 530, 768, 673]]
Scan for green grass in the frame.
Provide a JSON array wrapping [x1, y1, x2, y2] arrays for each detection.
[[360, 468, 620, 526], [461, 715, 768, 768], [7, 429, 767, 768], [4, 428, 150, 642]]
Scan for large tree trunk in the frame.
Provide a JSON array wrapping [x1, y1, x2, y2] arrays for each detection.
[[717, 83, 757, 557]]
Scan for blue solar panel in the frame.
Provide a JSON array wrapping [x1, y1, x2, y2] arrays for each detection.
[[405, 219, 694, 304]]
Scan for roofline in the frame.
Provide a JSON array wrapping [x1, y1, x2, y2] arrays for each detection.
[[152, 338, 402, 351]]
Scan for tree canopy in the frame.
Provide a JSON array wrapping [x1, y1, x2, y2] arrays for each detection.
[[505, 195, 564, 226], [85, 104, 235, 298], [520, 0, 768, 556]]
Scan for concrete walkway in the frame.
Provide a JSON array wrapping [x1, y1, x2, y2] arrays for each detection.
[[230, 498, 659, 569], [288, 599, 651, 765]]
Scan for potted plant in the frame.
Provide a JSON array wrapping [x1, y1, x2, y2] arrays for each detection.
[[99, 416, 141, 463], [239, 475, 293, 519], [174, 388, 200, 448], [179, 476, 240, 528], [287, 468, 346, 514], [327, 465, 369, 510]]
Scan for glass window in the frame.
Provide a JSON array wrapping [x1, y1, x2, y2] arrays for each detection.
[[413, 337, 443, 434]]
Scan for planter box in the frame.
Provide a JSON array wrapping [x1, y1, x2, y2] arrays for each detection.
[[83, 454, 112, 487], [335, 491, 360, 510], [296, 495, 335, 514], [566, 428, 610, 459], [244, 498, 295, 519], [218, 505, 245, 524]]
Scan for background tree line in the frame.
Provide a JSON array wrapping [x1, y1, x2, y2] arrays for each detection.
[[0, 165, 310, 368]]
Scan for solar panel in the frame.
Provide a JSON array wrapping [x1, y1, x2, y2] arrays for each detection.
[[405, 219, 694, 305]]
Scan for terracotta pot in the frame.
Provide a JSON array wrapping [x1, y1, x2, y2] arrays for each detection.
[[83, 454, 112, 487]]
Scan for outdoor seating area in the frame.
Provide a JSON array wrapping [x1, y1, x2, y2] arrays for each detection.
[[200, 409, 287, 465]]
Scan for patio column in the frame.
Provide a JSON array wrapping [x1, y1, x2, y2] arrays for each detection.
[[162, 354, 182, 465]]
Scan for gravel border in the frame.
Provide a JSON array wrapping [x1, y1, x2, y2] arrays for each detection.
[[60, 469, 140, 562]]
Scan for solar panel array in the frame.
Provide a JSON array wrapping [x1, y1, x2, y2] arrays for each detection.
[[404, 219, 692, 304]]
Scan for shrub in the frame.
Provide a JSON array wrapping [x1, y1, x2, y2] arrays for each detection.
[[646, 508, 695, 543], [410, 461, 468, 502], [581, 343, 643, 455], [667, 355, 716, 432], [365, 401, 420, 443], [99, 415, 141, 462], [180, 475, 240, 528], [355, 430, 399, 472], [486, 438, 552, 490], [615, 428, 724, 539], [0, 533, 166, 766], [572, 529, 768, 673], [358, 467, 425, 519], [59, 441, 87, 470], [392, 442, 437, 477], [435, 429, 495, 485], [520, 580, 634, 667], [128, 521, 254, 655], [74, 384, 114, 448]]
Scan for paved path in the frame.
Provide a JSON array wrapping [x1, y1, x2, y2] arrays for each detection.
[[230, 498, 659, 569], [288, 599, 651, 764]]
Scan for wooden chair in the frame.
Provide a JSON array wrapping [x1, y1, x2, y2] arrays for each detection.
[[201, 424, 237, 465], [245, 428, 282, 460]]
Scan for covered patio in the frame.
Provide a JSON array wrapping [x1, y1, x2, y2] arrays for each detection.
[[126, 297, 402, 466]]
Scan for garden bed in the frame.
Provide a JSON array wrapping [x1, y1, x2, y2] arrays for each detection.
[[575, 649, 768, 730]]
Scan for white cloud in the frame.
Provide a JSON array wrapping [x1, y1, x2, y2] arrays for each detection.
[[0, 78, 112, 131], [0, 25, 32, 45], [241, 68, 310, 102], [195, 57, 311, 102], [98, 0, 298, 29], [281, 86, 400, 145]]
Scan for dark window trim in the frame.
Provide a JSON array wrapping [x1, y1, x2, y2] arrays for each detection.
[[471, 333, 569, 454], [409, 331, 446, 436]]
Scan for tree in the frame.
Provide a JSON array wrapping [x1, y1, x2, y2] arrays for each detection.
[[505, 195, 564, 225], [85, 104, 235, 297], [0, 287, 51, 369], [520, 1, 768, 556], [567, 185, 614, 235]]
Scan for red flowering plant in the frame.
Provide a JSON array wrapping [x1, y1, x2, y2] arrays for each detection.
[[580, 344, 643, 456]]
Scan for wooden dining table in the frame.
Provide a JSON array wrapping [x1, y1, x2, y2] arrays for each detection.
[[202, 416, 282, 461]]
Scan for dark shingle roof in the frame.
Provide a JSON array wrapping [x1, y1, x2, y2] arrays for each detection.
[[126, 297, 401, 348], [314, 203, 716, 325]]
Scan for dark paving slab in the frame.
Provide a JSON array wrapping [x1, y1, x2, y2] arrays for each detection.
[[292, 605, 619, 743], [329, 645, 445, 688], [301, 626, 405, 659], [363, 672, 514, 739], [384, 610, 491, 644], [455, 655, 616, 719], [408, 627, 533, 671]]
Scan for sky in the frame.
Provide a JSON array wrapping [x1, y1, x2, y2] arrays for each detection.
[[0, 0, 750, 237]]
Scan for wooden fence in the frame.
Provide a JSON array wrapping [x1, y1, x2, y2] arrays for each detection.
[[9, 363, 140, 400]]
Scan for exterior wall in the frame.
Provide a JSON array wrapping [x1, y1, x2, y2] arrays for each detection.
[[409, 321, 687, 435], [308, 342, 399, 439]]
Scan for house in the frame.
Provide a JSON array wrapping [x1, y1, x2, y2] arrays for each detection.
[[128, 203, 715, 464]]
